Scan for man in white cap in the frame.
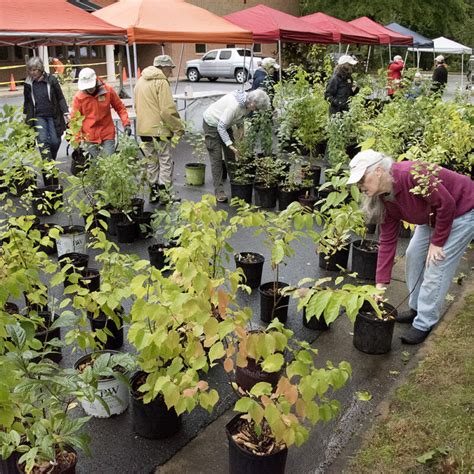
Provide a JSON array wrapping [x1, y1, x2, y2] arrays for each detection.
[[134, 55, 184, 204], [324, 55, 359, 114], [71, 67, 131, 159], [347, 149, 474, 344], [250, 57, 280, 94], [432, 55, 448, 94]]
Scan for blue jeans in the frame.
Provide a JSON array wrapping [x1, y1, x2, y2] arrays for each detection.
[[406, 210, 474, 331], [83, 139, 116, 159], [35, 116, 61, 161]]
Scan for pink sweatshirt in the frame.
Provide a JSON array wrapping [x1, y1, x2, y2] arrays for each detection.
[[376, 161, 474, 284]]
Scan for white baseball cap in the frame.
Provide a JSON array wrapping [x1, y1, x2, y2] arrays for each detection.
[[262, 57, 280, 70], [393, 55, 403, 61], [338, 55, 358, 66], [347, 150, 386, 184], [435, 55, 445, 63], [77, 67, 97, 91]]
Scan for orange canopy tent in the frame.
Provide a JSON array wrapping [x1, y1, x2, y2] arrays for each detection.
[[93, 0, 253, 44]]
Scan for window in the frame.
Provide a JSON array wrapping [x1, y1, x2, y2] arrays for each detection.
[[219, 50, 232, 60], [253, 44, 262, 53], [226, 44, 235, 48], [90, 46, 104, 58], [195, 44, 206, 54], [14, 46, 26, 61], [79, 47, 89, 58], [67, 46, 77, 59], [202, 51, 217, 61], [0, 47, 9, 61], [236, 49, 252, 57]]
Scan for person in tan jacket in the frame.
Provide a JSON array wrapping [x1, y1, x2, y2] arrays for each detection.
[[134, 55, 184, 203]]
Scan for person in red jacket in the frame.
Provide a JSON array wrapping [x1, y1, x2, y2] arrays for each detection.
[[71, 67, 131, 159], [387, 55, 405, 97]]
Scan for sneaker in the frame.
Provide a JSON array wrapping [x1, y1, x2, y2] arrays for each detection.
[[396, 308, 417, 324], [216, 191, 228, 203]]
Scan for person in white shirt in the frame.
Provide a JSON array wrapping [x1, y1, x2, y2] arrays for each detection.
[[202, 89, 270, 202]]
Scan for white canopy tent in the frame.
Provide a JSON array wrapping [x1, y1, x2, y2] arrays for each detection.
[[410, 36, 472, 89]]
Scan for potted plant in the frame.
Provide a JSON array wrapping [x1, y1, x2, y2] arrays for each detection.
[[234, 251, 265, 290], [254, 156, 286, 209], [278, 154, 310, 211], [351, 238, 379, 281], [184, 128, 207, 186]]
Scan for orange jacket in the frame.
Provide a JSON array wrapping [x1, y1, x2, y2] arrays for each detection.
[[51, 58, 65, 75], [71, 81, 130, 143]]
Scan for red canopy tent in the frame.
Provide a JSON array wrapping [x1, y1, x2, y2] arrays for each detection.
[[302, 12, 378, 45], [224, 4, 334, 44], [348, 17, 413, 46]]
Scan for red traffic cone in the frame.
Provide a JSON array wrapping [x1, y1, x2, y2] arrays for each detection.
[[9, 73, 17, 92], [137, 67, 141, 79], [122, 67, 128, 83]]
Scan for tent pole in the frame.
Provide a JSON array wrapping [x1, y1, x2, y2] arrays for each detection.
[[338, 42, 341, 54], [365, 45, 371, 73], [461, 53, 464, 91], [388, 43, 392, 61], [133, 42, 138, 80], [125, 43, 135, 110], [404, 49, 408, 64], [345, 44, 350, 54], [175, 43, 184, 94], [278, 39, 282, 82]]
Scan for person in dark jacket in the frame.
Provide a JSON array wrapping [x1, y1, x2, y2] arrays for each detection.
[[23, 57, 69, 162], [324, 55, 359, 115], [431, 55, 448, 93], [250, 57, 280, 99]]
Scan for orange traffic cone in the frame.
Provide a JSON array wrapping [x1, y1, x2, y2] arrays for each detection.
[[9, 73, 17, 92], [122, 67, 128, 83], [137, 67, 141, 79]]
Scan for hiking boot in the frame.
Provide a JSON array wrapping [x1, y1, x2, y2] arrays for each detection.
[[149, 184, 160, 204], [396, 308, 417, 324], [400, 326, 430, 345], [216, 191, 228, 203]]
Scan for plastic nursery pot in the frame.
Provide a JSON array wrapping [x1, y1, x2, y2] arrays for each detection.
[[353, 301, 397, 355], [130, 371, 182, 439], [17, 447, 77, 474], [36, 223, 59, 255], [4, 301, 19, 315], [56, 225, 86, 257], [74, 350, 130, 418], [35, 311, 62, 363], [234, 252, 265, 290], [133, 211, 153, 239], [31, 185, 63, 217], [226, 414, 288, 474], [351, 239, 379, 281], [254, 184, 277, 209], [88, 310, 123, 351], [277, 187, 301, 211], [235, 356, 282, 393], [365, 223, 377, 234], [59, 252, 90, 287], [298, 193, 317, 211], [0, 451, 19, 474], [185, 162, 206, 186], [79, 268, 100, 292], [309, 164, 322, 189], [42, 172, 59, 187], [302, 306, 329, 331], [116, 220, 139, 244], [318, 247, 349, 272], [259, 281, 290, 324], [131, 197, 144, 217], [11, 177, 34, 197], [106, 210, 124, 236], [230, 182, 253, 205], [148, 242, 176, 271], [71, 147, 89, 176]]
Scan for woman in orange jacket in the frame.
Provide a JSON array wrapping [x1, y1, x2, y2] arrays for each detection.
[[387, 55, 405, 97], [71, 68, 131, 159]]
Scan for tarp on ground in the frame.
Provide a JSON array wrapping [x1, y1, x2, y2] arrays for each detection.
[[0, 0, 127, 45], [93, 0, 253, 44], [302, 12, 379, 45], [349, 17, 413, 45], [412, 36, 472, 55], [385, 23, 433, 48], [224, 4, 334, 44]]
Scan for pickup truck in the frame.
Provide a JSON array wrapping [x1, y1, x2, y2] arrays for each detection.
[[185, 48, 261, 84]]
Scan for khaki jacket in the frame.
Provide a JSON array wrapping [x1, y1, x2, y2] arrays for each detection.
[[134, 67, 183, 138]]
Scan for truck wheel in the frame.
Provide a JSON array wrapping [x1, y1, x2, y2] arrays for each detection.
[[187, 68, 200, 82], [234, 68, 248, 84]]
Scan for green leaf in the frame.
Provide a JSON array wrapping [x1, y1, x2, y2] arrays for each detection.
[[249, 382, 273, 397], [355, 391, 372, 401], [260, 353, 284, 373], [234, 397, 254, 413], [416, 450, 436, 464]]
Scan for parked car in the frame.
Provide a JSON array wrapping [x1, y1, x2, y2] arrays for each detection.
[[185, 48, 261, 84]]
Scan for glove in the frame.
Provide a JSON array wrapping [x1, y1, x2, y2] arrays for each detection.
[[124, 125, 132, 136]]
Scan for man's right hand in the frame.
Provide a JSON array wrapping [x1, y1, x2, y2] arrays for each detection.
[[229, 145, 239, 159]]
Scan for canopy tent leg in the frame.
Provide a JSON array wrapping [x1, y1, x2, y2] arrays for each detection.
[[461, 53, 464, 91], [345, 44, 350, 54], [338, 42, 341, 54], [106, 45, 115, 83], [388, 43, 392, 61], [365, 45, 371, 73], [125, 43, 135, 110], [133, 43, 138, 80], [175, 43, 184, 94], [278, 39, 282, 82], [404, 49, 409, 65]]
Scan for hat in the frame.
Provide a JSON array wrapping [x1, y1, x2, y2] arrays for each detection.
[[435, 55, 445, 63], [338, 54, 358, 66], [77, 67, 97, 90], [153, 55, 176, 68], [414, 72, 422, 79], [393, 55, 403, 61], [347, 150, 385, 185], [261, 57, 280, 70]]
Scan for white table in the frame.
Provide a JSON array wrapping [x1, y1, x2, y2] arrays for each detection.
[[173, 90, 227, 120]]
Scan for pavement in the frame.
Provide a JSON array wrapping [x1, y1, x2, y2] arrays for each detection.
[[1, 77, 473, 474]]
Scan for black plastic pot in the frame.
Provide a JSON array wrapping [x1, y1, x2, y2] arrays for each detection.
[[148, 243, 176, 270], [4, 302, 19, 315], [11, 176, 34, 196], [107, 210, 124, 236], [88, 311, 123, 350], [230, 182, 253, 205], [130, 371, 182, 439], [131, 198, 144, 217], [309, 164, 322, 188], [133, 211, 153, 239], [18, 447, 77, 474], [318, 247, 349, 271], [351, 239, 379, 281], [278, 188, 300, 211], [42, 172, 59, 187], [235, 356, 281, 392], [302, 307, 329, 331], [254, 185, 277, 209], [353, 302, 397, 355], [35, 311, 62, 363], [59, 252, 90, 284], [365, 223, 377, 234], [259, 281, 290, 324], [116, 220, 138, 243], [346, 143, 361, 159], [79, 268, 100, 292], [31, 185, 63, 216], [36, 223, 59, 255], [234, 252, 265, 290], [71, 147, 89, 175], [226, 414, 288, 474], [0, 452, 19, 474], [298, 193, 317, 211]]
